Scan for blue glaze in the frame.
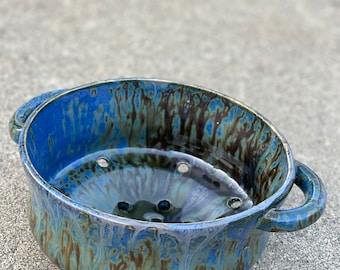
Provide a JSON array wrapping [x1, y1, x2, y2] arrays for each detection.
[[51, 148, 253, 223], [9, 79, 326, 269], [9, 89, 66, 143], [257, 161, 327, 232]]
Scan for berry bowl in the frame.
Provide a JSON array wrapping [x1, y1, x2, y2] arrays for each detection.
[[9, 79, 326, 269]]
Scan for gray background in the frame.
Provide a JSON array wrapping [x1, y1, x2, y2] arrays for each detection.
[[1, 0, 339, 269]]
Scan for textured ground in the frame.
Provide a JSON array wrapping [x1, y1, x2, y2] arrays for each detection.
[[0, 0, 339, 269]]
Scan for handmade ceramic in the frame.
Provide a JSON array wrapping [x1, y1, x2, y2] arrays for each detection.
[[9, 79, 326, 270]]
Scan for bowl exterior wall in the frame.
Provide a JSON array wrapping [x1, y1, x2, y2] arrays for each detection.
[[27, 171, 269, 270]]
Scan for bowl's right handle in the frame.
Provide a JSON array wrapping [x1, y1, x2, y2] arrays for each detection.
[[257, 161, 327, 232], [9, 89, 67, 144]]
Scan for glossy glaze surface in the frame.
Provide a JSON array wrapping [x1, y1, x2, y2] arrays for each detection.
[[51, 147, 253, 223], [10, 79, 326, 270]]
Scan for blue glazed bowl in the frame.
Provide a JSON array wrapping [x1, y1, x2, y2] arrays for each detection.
[[9, 79, 326, 270]]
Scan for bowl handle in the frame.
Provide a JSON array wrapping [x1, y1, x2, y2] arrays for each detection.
[[9, 89, 67, 144], [257, 161, 327, 232]]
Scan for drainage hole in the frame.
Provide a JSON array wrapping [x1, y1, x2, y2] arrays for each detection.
[[151, 218, 163, 222], [181, 217, 196, 223], [202, 174, 220, 188], [97, 157, 110, 168], [176, 161, 191, 174], [157, 200, 172, 213], [202, 174, 212, 183], [212, 180, 220, 188], [143, 213, 164, 222], [226, 197, 243, 209], [117, 201, 132, 212]]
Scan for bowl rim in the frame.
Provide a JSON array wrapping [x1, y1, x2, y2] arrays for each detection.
[[19, 78, 296, 230]]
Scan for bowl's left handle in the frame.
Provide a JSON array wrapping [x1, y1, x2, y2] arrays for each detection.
[[257, 161, 327, 232], [9, 89, 67, 144]]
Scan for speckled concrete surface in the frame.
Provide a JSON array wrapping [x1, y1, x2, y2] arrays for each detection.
[[1, 0, 339, 269]]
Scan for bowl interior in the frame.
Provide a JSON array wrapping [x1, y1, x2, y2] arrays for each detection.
[[24, 80, 290, 223]]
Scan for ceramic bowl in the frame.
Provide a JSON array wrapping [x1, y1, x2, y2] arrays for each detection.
[[9, 79, 326, 270]]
